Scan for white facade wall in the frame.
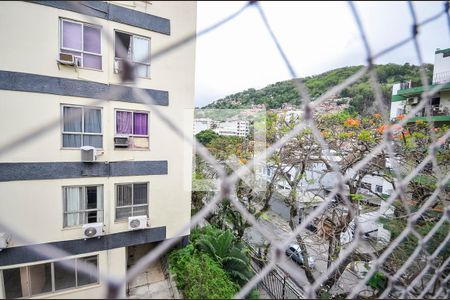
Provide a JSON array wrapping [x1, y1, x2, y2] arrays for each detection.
[[433, 50, 450, 84], [0, 1, 196, 298]]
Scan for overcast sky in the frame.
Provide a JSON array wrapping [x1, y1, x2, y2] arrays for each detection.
[[194, 1, 448, 107]]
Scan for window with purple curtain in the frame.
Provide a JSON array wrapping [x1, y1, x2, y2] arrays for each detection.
[[116, 111, 133, 134], [133, 113, 148, 135]]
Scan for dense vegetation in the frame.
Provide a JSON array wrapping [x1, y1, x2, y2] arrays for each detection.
[[204, 63, 433, 115], [169, 226, 258, 299]]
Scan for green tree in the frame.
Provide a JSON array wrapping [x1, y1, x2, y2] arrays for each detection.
[[195, 229, 253, 286], [196, 129, 219, 146]]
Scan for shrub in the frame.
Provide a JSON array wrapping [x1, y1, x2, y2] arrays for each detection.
[[169, 245, 239, 299]]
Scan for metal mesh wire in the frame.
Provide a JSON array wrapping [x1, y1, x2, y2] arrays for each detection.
[[0, 1, 449, 298]]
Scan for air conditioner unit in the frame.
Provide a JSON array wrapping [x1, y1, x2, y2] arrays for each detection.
[[114, 60, 123, 74], [407, 97, 419, 105], [82, 222, 104, 239], [58, 52, 75, 65], [57, 52, 81, 67], [114, 136, 129, 148], [128, 216, 148, 230], [81, 146, 97, 162]]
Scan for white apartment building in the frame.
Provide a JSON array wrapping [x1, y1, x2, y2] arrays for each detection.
[[0, 1, 196, 298], [194, 118, 250, 137], [391, 48, 450, 124], [213, 120, 250, 137], [193, 118, 213, 135]]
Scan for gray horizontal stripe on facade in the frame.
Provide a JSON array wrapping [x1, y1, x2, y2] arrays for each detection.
[[29, 1, 170, 35], [0, 227, 166, 266], [0, 71, 169, 106], [0, 161, 168, 182]]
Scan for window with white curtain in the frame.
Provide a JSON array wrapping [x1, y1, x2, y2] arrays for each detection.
[[115, 183, 148, 220], [63, 185, 103, 227], [62, 105, 102, 148], [114, 31, 151, 77]]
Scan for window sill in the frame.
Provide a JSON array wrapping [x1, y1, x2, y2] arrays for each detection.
[[114, 147, 151, 151], [60, 147, 104, 151], [30, 282, 101, 299]]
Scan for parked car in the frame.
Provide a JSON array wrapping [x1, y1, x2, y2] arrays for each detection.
[[285, 244, 315, 269]]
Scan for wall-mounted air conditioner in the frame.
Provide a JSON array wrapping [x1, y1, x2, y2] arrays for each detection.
[[114, 136, 129, 148], [81, 146, 97, 162], [57, 52, 81, 67], [82, 223, 104, 239], [128, 216, 148, 230], [407, 97, 419, 105]]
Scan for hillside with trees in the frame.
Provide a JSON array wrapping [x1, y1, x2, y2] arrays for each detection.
[[204, 63, 433, 115]]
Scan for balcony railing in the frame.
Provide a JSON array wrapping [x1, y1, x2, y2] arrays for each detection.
[[413, 105, 450, 117], [433, 71, 450, 85]]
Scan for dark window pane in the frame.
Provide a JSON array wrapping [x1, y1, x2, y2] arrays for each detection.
[[115, 31, 131, 59], [86, 211, 99, 223], [86, 186, 98, 209], [63, 134, 82, 147], [132, 205, 148, 217], [116, 207, 132, 220], [133, 184, 147, 205], [3, 268, 25, 298], [54, 259, 76, 291], [83, 135, 102, 148], [117, 185, 132, 207], [29, 263, 52, 296], [77, 256, 98, 286]]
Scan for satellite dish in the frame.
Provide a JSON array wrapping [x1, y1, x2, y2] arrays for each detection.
[[130, 219, 141, 229], [84, 227, 97, 237]]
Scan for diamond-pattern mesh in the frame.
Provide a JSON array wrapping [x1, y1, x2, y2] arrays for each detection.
[[0, 1, 449, 299]]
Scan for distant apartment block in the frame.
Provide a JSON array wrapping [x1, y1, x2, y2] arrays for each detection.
[[194, 118, 250, 137], [0, 1, 196, 298], [391, 48, 450, 124]]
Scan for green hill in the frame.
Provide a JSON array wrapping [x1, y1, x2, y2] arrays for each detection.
[[203, 63, 433, 115]]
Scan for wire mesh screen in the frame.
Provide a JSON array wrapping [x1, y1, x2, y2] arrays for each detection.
[[0, 1, 449, 299]]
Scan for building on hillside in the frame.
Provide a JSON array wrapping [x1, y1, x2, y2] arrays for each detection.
[[213, 120, 250, 137], [390, 48, 450, 125], [0, 1, 196, 298], [193, 118, 213, 135], [194, 118, 250, 137]]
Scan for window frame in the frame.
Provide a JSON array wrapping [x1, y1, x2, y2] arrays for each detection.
[[114, 109, 150, 150], [59, 18, 103, 71], [113, 29, 151, 78], [115, 182, 149, 221], [62, 185, 104, 228], [375, 185, 383, 193], [61, 104, 103, 149], [1, 255, 99, 298]]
